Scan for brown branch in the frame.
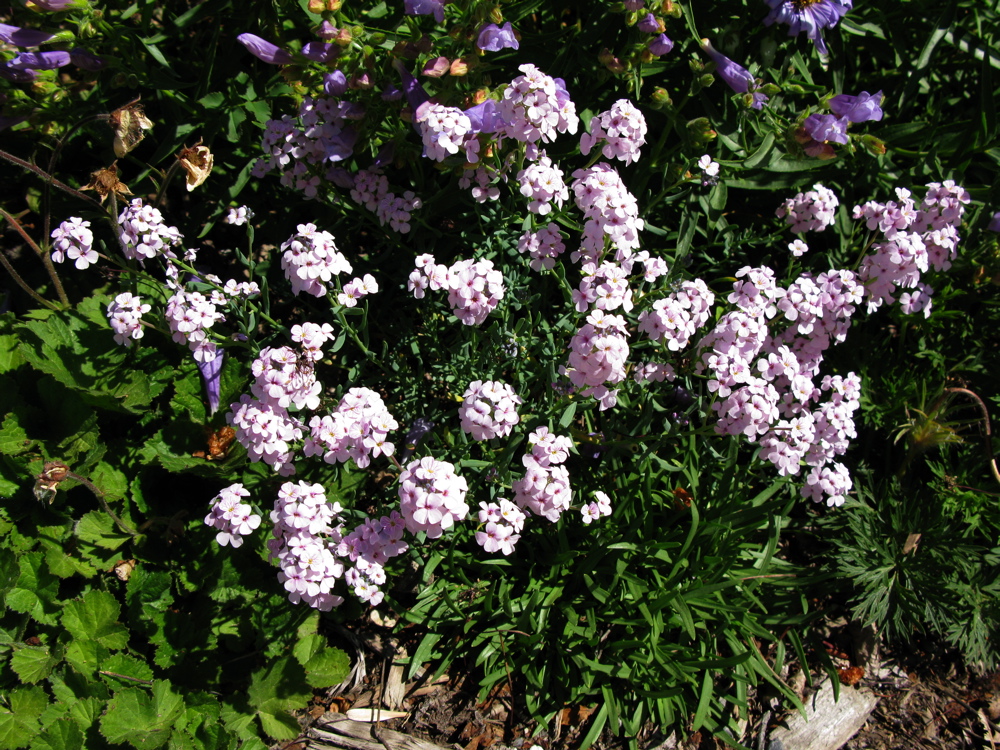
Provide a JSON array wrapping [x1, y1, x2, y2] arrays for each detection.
[[0, 206, 69, 306], [0, 246, 60, 311], [0, 148, 105, 209], [943, 387, 1000, 486]]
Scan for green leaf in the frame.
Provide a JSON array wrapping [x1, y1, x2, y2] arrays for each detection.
[[74, 512, 132, 551], [32, 719, 84, 750], [64, 639, 109, 676], [99, 682, 184, 749], [62, 590, 129, 650], [0, 686, 48, 749], [100, 653, 154, 684], [743, 132, 775, 169], [0, 412, 31, 456], [247, 658, 311, 739], [11, 645, 59, 683], [302, 647, 350, 689]]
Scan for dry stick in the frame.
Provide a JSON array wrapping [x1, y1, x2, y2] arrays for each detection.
[[0, 148, 105, 208], [0, 242, 59, 311], [0, 206, 69, 307], [943, 387, 1000, 486]]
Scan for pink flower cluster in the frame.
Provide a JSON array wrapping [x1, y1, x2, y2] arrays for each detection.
[[304, 387, 398, 468], [398, 457, 470, 539], [638, 278, 715, 350], [269, 480, 346, 611], [571, 164, 644, 264], [338, 274, 378, 307], [512, 427, 574, 522], [228, 395, 304, 476], [572, 261, 634, 313], [253, 96, 363, 197], [776, 184, 839, 233], [250, 345, 322, 410], [475, 499, 525, 555], [165, 289, 226, 362], [416, 103, 474, 162], [497, 63, 579, 144], [50, 217, 97, 269], [517, 156, 569, 215], [118, 199, 183, 262], [859, 231, 929, 313], [280, 223, 353, 297], [562, 309, 630, 410], [460, 380, 522, 441], [106, 292, 151, 348], [459, 166, 501, 203], [407, 254, 506, 326], [348, 169, 422, 233], [581, 491, 613, 524], [579, 99, 648, 165], [205, 483, 261, 548], [518, 223, 566, 271], [339, 512, 409, 605]]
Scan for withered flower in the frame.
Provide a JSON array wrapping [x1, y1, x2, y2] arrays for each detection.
[[81, 162, 132, 203], [34, 461, 70, 504], [177, 142, 214, 191], [108, 97, 153, 158]]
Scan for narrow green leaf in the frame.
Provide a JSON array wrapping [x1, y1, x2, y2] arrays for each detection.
[[743, 132, 775, 169]]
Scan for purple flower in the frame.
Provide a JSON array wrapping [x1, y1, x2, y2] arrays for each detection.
[[803, 113, 849, 144], [7, 51, 71, 71], [463, 99, 505, 134], [197, 352, 224, 416], [763, 0, 852, 56], [829, 90, 883, 123], [301, 42, 335, 63], [0, 23, 56, 47], [987, 212, 1000, 233], [70, 48, 106, 71], [0, 65, 37, 83], [649, 34, 674, 56], [317, 21, 338, 41], [236, 33, 293, 65], [26, 0, 88, 9], [476, 22, 519, 52], [404, 0, 445, 23], [323, 70, 348, 96], [637, 13, 661, 33], [700, 39, 768, 110]]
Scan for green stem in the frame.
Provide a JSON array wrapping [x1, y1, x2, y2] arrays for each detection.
[[0, 207, 69, 307]]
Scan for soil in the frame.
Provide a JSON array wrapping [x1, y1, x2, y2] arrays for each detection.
[[296, 619, 1000, 750]]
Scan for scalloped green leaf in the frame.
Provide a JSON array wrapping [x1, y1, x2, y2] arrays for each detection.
[[64, 639, 109, 676], [11, 645, 59, 684], [100, 653, 154, 684], [74, 512, 132, 551], [62, 591, 129, 650], [0, 686, 47, 749], [32, 719, 84, 750], [99, 682, 184, 750]]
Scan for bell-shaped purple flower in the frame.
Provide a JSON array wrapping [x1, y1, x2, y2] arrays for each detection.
[[0, 65, 36, 82], [323, 70, 348, 97], [463, 99, 505, 134], [829, 90, 883, 123], [763, 0, 852, 56], [0, 23, 56, 47], [70, 48, 106, 71], [476, 22, 519, 52], [637, 13, 661, 33], [648, 34, 674, 56], [404, 0, 445, 23], [236, 33, 293, 65], [8, 51, 71, 71], [700, 39, 768, 110], [27, 0, 89, 10], [987, 211, 1000, 233], [301, 41, 336, 63], [804, 113, 849, 144], [394, 59, 431, 112], [197, 352, 224, 416]]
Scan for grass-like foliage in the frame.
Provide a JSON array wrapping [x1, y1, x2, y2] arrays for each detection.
[[1, 0, 999, 748]]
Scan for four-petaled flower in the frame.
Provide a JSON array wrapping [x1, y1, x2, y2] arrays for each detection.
[[763, 0, 853, 56]]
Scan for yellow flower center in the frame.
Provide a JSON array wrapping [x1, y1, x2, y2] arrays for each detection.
[[791, 0, 823, 9]]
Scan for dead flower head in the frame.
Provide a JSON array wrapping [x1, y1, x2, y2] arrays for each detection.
[[81, 162, 132, 203], [178, 142, 214, 191]]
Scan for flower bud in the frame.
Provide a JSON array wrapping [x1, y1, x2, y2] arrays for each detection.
[[686, 117, 717, 144], [489, 6, 503, 23], [599, 48, 626, 74], [661, 0, 682, 17], [784, 84, 806, 94], [860, 134, 886, 156], [698, 73, 715, 88], [759, 83, 781, 96], [689, 58, 705, 73], [422, 56, 449, 77], [334, 27, 352, 46], [450, 57, 470, 76], [650, 87, 672, 109]]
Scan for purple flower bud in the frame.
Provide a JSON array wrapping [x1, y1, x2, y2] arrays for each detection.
[[987, 211, 1000, 233], [829, 90, 883, 123], [624, 0, 645, 9], [27, 0, 88, 10], [197, 352, 224, 416], [421, 56, 449, 77], [648, 34, 674, 56], [0, 23, 57, 47], [236, 33, 293, 65], [0, 65, 37, 83], [700, 39, 768, 110], [381, 84, 403, 101], [476, 22, 519, 52], [804, 113, 849, 144], [394, 60, 431, 112], [637, 13, 661, 33], [8, 50, 70, 71], [317, 21, 338, 41], [301, 41, 335, 63], [372, 143, 395, 169], [323, 69, 348, 96], [70, 48, 106, 71], [404, 0, 445, 23], [463, 99, 505, 134]]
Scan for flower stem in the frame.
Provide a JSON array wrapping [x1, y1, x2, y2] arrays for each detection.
[[0, 207, 69, 307]]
